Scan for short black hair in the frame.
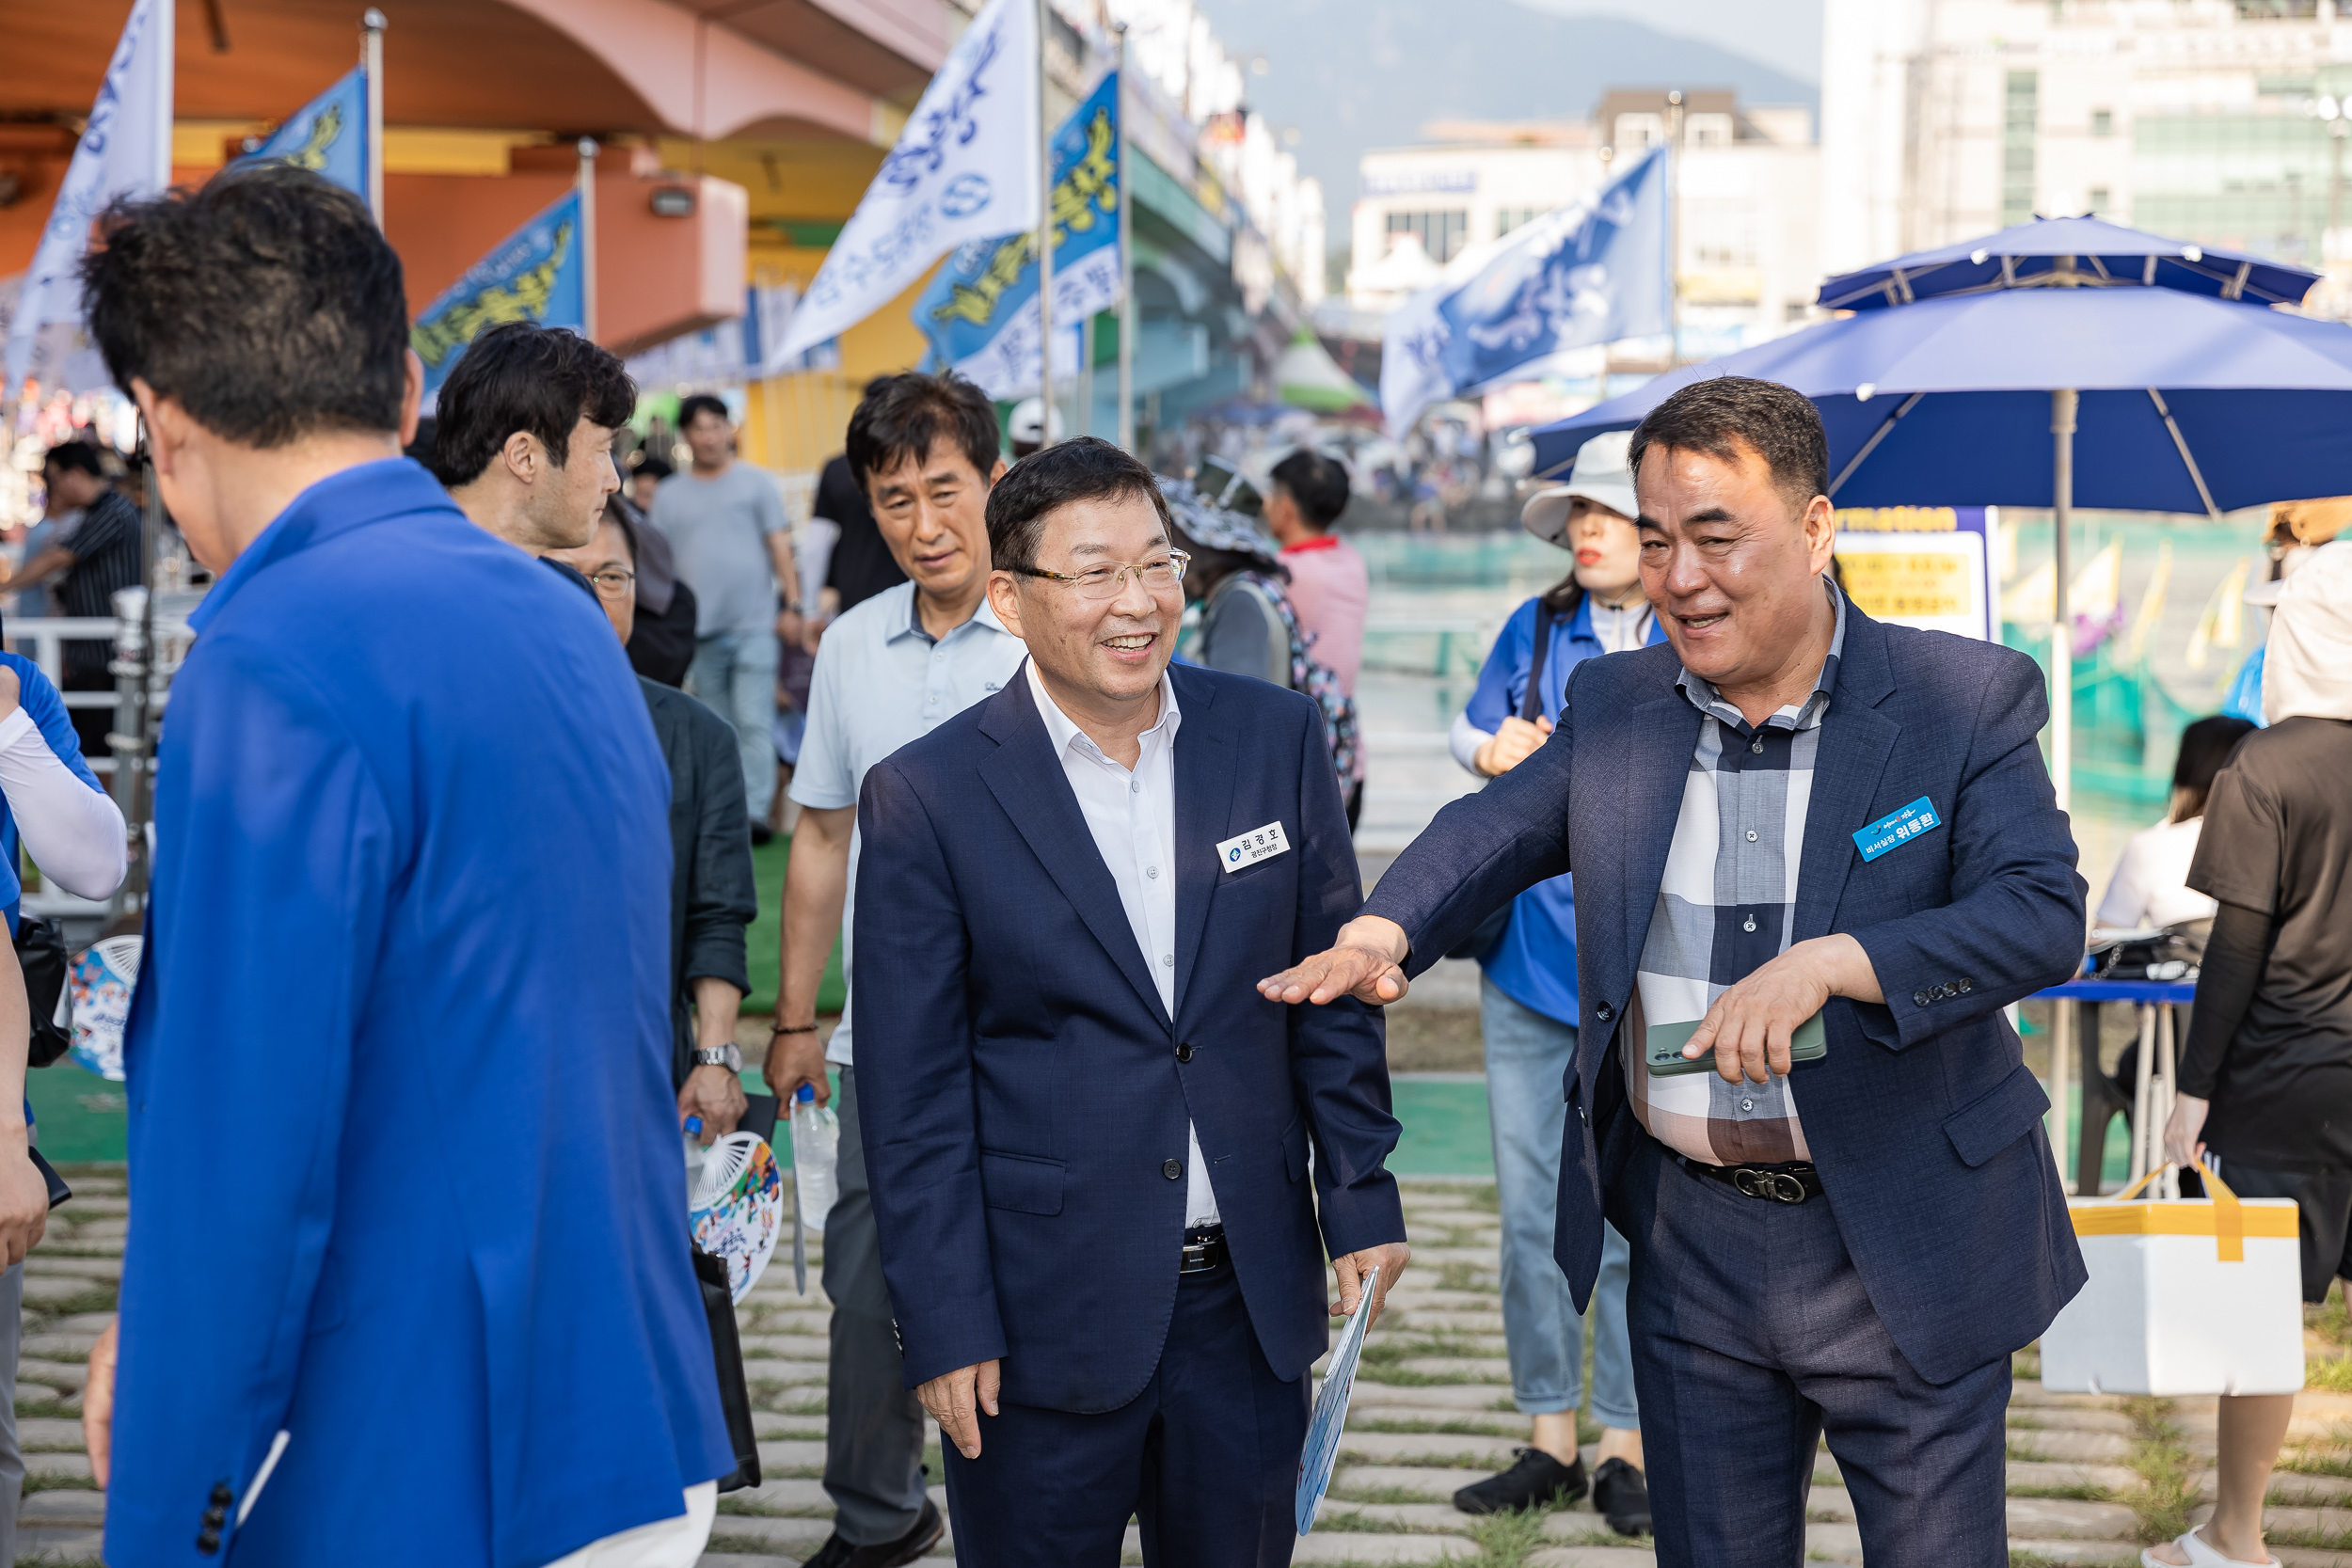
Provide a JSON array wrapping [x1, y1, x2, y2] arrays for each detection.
[[986, 436, 1172, 573], [82, 164, 408, 448], [846, 372, 1001, 494], [677, 393, 730, 428], [631, 454, 673, 483], [2170, 715, 2257, 823], [1629, 377, 1829, 520], [430, 321, 635, 487], [1270, 450, 1349, 531], [41, 442, 105, 479]]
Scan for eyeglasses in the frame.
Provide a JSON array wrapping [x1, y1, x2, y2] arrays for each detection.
[[1009, 549, 1189, 601], [586, 569, 636, 598]]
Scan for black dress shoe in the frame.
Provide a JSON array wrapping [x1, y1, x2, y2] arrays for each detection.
[[1593, 1456, 1652, 1536], [1451, 1448, 1588, 1514], [799, 1497, 945, 1568]]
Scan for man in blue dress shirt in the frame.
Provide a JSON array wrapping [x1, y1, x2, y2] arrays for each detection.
[[76, 166, 733, 1566]]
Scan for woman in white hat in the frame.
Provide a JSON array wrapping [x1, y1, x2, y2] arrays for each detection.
[[1443, 430, 1663, 1534]]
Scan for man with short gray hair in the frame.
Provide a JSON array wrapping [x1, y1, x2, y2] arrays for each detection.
[[1265, 377, 2089, 1566]]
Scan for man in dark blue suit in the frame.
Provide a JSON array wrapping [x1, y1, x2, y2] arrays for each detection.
[[1264, 380, 2088, 1567], [851, 437, 1410, 1566]]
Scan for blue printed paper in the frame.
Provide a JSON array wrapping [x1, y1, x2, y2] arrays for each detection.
[[236, 67, 369, 200], [1853, 796, 1943, 863], [1296, 1265, 1379, 1534]]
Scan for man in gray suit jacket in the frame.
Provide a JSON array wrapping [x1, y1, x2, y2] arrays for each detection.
[[1264, 379, 2087, 1567]]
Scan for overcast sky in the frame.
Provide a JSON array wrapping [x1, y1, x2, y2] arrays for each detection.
[[1516, 0, 1823, 84]]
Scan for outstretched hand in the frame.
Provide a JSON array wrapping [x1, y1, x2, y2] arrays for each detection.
[[1259, 916, 1412, 1006]]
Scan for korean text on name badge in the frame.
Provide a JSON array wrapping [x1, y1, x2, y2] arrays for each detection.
[[1851, 797, 1943, 863], [1216, 822, 1292, 873]]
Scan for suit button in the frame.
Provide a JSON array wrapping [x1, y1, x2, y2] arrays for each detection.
[[1162, 1159, 1183, 1180], [1596, 1003, 1614, 1022], [1175, 1042, 1194, 1063], [209, 1483, 232, 1508], [1958, 977, 1973, 993], [1913, 990, 1931, 1007], [197, 1528, 222, 1555], [202, 1506, 227, 1528]]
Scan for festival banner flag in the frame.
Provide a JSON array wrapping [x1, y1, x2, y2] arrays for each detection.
[[2, 0, 173, 404], [411, 190, 587, 401], [236, 67, 368, 200], [1380, 144, 1670, 437], [772, 0, 1040, 362], [912, 71, 1122, 400]]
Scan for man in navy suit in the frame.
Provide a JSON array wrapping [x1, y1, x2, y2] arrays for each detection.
[[1264, 379, 2088, 1567], [851, 437, 1410, 1566]]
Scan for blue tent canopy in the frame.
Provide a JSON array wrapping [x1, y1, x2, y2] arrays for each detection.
[[1813, 214, 2320, 314]]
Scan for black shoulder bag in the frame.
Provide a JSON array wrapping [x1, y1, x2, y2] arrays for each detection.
[[1445, 595, 1566, 961], [18, 916, 71, 1069]]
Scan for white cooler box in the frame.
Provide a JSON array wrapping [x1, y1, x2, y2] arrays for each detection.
[[2040, 1165, 2305, 1397]]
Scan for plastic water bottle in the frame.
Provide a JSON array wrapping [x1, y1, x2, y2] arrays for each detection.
[[683, 1115, 709, 1203], [790, 1085, 839, 1234]]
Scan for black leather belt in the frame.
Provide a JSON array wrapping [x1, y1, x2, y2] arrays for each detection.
[[1681, 1156, 1823, 1205], [1179, 1225, 1228, 1275]]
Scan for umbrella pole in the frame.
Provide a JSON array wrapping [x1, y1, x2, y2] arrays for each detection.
[[2050, 389, 2075, 818]]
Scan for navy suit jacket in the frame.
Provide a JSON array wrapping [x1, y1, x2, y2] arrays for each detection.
[[852, 661, 1406, 1412], [1363, 606, 2090, 1385]]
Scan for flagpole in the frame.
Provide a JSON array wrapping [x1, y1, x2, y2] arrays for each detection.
[[578, 136, 599, 341], [362, 8, 386, 225], [1115, 24, 1135, 454], [1035, 0, 1055, 448], [1665, 90, 1683, 367]]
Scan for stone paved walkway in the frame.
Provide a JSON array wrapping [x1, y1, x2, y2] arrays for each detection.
[[21, 1172, 2352, 1566]]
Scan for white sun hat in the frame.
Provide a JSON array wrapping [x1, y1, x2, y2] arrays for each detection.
[[1521, 429, 1639, 547]]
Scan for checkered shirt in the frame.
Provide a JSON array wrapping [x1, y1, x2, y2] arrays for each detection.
[[1624, 581, 1848, 1167]]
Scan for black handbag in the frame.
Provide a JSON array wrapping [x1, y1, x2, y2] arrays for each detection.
[[1446, 596, 1567, 962], [692, 1246, 763, 1493], [16, 916, 71, 1069]]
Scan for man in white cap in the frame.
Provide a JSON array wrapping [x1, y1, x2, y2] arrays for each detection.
[[2153, 536, 2352, 1568], [1441, 427, 1663, 1534]]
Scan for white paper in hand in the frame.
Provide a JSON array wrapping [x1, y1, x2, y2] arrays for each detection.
[[1295, 1265, 1379, 1535]]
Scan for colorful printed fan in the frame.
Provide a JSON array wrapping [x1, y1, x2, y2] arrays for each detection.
[[67, 936, 141, 1083], [689, 1132, 786, 1303]]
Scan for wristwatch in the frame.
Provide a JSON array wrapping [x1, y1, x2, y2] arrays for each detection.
[[692, 1043, 743, 1073]]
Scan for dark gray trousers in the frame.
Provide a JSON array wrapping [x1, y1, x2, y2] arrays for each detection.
[[1611, 1134, 2011, 1568], [823, 1066, 930, 1544]]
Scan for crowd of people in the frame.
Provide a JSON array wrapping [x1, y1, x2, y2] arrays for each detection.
[[0, 157, 2344, 1568]]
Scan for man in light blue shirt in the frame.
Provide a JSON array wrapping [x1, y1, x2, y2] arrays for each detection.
[[763, 372, 1024, 1568]]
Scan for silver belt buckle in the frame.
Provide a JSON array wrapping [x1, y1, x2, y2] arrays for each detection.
[[1734, 1168, 1808, 1204]]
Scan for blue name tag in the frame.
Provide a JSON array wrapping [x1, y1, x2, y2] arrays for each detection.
[[1852, 797, 1943, 862]]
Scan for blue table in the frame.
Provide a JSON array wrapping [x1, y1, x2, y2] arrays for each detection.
[[2034, 976, 2197, 1195]]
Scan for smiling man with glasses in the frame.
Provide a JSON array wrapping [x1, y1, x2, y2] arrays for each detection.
[[849, 436, 1409, 1568]]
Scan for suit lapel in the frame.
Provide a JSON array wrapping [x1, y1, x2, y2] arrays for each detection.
[[977, 673, 1172, 1028], [1613, 689, 1703, 1016], [1168, 669, 1235, 1017], [1792, 610, 1899, 943]]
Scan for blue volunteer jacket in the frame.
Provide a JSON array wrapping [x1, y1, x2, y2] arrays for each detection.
[[1367, 605, 2090, 1385], [110, 460, 733, 1567], [851, 662, 1406, 1411]]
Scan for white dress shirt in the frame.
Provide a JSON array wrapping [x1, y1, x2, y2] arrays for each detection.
[[1024, 659, 1221, 1227]]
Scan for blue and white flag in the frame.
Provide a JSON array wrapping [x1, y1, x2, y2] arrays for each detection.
[[237, 67, 368, 199], [911, 71, 1121, 399], [2, 0, 173, 403], [1380, 144, 1670, 437], [411, 189, 587, 401], [773, 0, 1040, 362]]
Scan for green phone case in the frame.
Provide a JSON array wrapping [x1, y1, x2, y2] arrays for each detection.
[[1644, 1012, 1827, 1077]]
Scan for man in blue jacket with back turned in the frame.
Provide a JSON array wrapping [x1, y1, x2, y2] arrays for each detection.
[[77, 166, 732, 1565], [852, 437, 1409, 1567], [1263, 379, 2089, 1568]]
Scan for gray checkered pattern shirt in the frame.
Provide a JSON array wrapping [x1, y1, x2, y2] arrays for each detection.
[[1625, 581, 1848, 1167]]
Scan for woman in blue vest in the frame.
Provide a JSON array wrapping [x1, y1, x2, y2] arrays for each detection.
[[1444, 430, 1666, 1534]]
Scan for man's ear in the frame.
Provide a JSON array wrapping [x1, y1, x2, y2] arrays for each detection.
[[1802, 494, 1837, 574], [130, 378, 183, 479], [988, 458, 1009, 485], [986, 571, 1025, 641], [501, 429, 543, 484], [399, 350, 424, 448]]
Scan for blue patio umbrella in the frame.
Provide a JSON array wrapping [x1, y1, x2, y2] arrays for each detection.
[[1527, 218, 2342, 820]]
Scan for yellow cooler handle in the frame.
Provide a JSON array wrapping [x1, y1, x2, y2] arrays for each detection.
[[2110, 1162, 2245, 1261]]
